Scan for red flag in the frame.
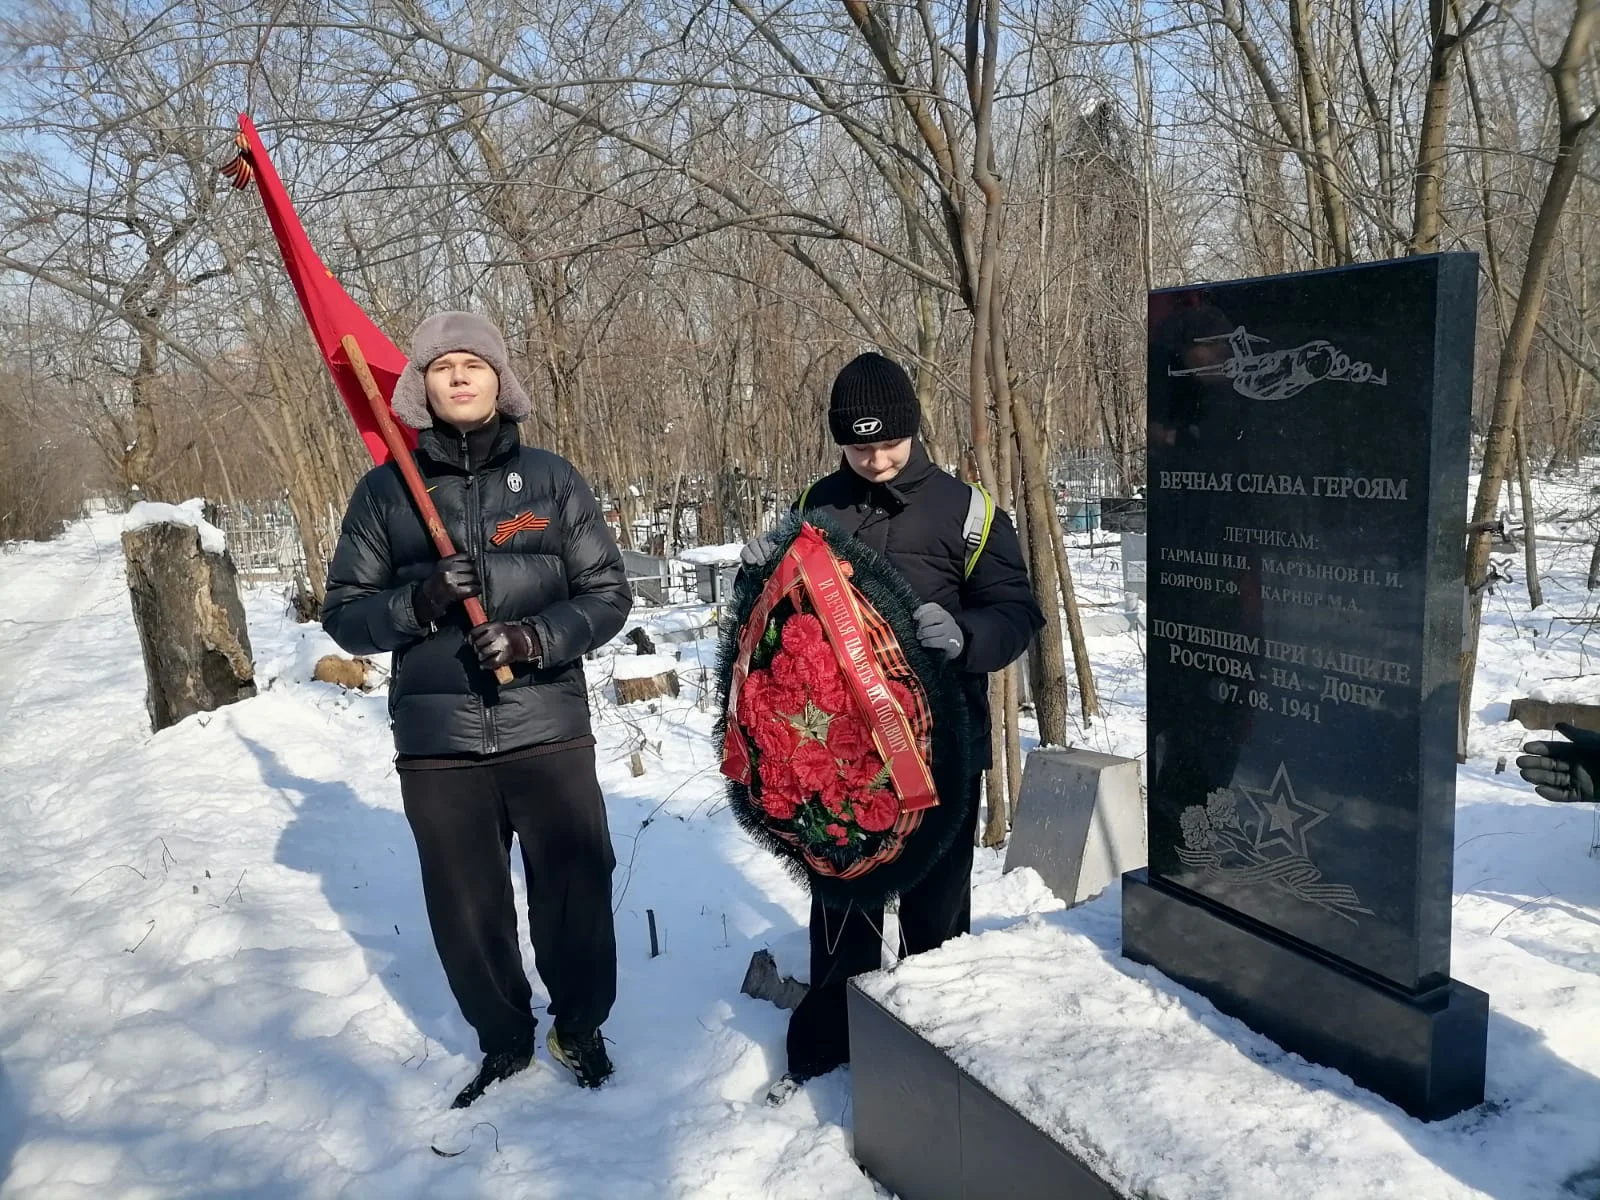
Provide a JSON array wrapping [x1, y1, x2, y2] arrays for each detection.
[[221, 114, 415, 466]]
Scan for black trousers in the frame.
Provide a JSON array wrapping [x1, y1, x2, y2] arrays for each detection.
[[785, 774, 982, 1078], [398, 744, 617, 1055]]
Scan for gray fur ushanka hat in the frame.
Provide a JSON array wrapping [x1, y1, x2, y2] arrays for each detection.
[[390, 311, 532, 429]]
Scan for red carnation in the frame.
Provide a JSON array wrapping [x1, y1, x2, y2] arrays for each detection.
[[808, 659, 850, 711], [854, 786, 900, 833], [772, 649, 809, 692], [824, 822, 850, 846], [752, 714, 800, 760], [819, 776, 848, 813], [740, 668, 772, 716], [781, 613, 825, 653], [826, 713, 874, 762], [759, 757, 802, 806], [801, 639, 839, 679], [762, 790, 801, 821], [771, 683, 807, 718], [792, 739, 838, 794], [843, 752, 887, 792]]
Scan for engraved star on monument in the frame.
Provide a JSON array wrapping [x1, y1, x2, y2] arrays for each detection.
[[1241, 763, 1328, 858]]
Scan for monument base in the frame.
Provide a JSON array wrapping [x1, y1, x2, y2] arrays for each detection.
[[847, 982, 1124, 1200], [1121, 869, 1488, 1121]]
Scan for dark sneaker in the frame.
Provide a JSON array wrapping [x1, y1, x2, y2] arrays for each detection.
[[451, 1048, 533, 1109], [546, 1027, 614, 1089], [764, 1073, 809, 1107]]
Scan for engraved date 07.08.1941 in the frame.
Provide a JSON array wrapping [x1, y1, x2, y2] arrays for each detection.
[[1214, 682, 1323, 724]]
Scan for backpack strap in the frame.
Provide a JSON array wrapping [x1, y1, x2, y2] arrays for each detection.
[[796, 482, 815, 512], [962, 483, 994, 579]]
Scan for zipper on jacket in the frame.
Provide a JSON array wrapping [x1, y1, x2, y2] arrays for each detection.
[[461, 430, 498, 755]]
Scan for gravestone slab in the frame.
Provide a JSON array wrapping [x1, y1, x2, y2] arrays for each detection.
[[621, 549, 669, 606], [1005, 748, 1145, 905], [1125, 253, 1487, 1120], [1121, 532, 1147, 602], [1099, 496, 1147, 534], [1079, 608, 1140, 636], [693, 561, 740, 604], [848, 983, 1124, 1200]]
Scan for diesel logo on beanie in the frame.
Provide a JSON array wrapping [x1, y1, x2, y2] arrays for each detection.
[[829, 352, 920, 446]]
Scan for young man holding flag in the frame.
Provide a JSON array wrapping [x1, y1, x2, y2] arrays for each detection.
[[322, 312, 631, 1107]]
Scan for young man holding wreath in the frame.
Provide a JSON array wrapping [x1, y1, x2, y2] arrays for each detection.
[[739, 351, 1044, 1099]]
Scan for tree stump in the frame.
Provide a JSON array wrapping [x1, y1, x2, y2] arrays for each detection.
[[613, 653, 681, 705], [122, 519, 256, 733], [1508, 698, 1600, 734], [313, 654, 378, 691], [739, 949, 808, 1011], [614, 670, 680, 705]]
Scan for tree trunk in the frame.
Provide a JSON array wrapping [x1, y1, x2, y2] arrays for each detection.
[[122, 519, 256, 733], [1053, 520, 1099, 725], [1412, 3, 1494, 253], [1003, 662, 1022, 818], [1410, 2, 1457, 253], [1515, 412, 1543, 608], [1288, 0, 1353, 264], [1012, 399, 1071, 745], [122, 326, 162, 499], [1459, 1, 1600, 748], [1015, 398, 1097, 723], [982, 673, 1007, 847], [964, 0, 1004, 495]]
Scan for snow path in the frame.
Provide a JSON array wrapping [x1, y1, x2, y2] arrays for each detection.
[[0, 519, 1059, 1198]]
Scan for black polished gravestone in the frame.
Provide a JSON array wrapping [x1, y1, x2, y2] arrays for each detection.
[[1121, 253, 1489, 1121]]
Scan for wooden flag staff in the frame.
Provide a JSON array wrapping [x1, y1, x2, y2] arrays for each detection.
[[341, 333, 515, 686]]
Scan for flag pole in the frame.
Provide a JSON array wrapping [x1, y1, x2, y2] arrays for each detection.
[[341, 334, 514, 686]]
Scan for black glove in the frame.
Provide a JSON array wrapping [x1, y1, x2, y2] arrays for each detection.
[[1516, 722, 1600, 802], [413, 553, 481, 626], [469, 621, 541, 670]]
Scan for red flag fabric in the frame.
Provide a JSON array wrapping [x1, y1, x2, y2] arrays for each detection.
[[228, 114, 414, 465]]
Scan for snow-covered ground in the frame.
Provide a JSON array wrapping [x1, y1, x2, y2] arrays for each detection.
[[0, 516, 1064, 1198], [1, 479, 1597, 1197]]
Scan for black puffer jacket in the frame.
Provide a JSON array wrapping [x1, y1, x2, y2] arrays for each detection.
[[798, 441, 1044, 758], [322, 418, 631, 756]]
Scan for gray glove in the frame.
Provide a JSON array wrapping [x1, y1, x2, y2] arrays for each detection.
[[740, 530, 783, 568], [914, 603, 964, 660]]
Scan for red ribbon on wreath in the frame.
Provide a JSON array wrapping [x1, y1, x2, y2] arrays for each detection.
[[721, 525, 938, 820]]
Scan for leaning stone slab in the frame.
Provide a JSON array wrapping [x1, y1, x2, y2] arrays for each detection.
[[1004, 748, 1145, 906]]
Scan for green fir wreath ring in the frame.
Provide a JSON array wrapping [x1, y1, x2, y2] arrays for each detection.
[[715, 511, 973, 911]]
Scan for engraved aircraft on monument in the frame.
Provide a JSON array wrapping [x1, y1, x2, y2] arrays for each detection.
[[1169, 326, 1388, 401]]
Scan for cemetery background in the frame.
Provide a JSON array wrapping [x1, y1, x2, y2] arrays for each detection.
[[1, 475, 1598, 1199]]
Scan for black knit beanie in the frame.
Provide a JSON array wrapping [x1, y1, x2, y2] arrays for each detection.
[[828, 352, 921, 445]]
